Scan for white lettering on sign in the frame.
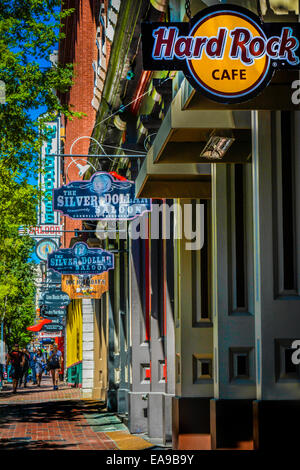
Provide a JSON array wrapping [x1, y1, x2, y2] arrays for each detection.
[[152, 26, 299, 65]]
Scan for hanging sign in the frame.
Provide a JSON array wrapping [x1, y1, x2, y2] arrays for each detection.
[[40, 119, 61, 224], [38, 331, 62, 338], [35, 238, 58, 261], [141, 4, 300, 103], [42, 323, 64, 332], [40, 304, 66, 318], [41, 313, 65, 320], [41, 290, 70, 307], [53, 172, 151, 220], [47, 242, 114, 275], [45, 270, 62, 286], [61, 273, 108, 299]]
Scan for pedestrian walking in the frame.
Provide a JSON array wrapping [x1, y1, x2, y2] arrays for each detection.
[[43, 347, 49, 375], [19, 348, 30, 388], [29, 347, 37, 384], [47, 344, 62, 391], [6, 344, 24, 393], [34, 349, 45, 387]]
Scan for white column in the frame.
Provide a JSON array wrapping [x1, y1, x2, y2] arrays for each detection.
[[81, 299, 95, 398]]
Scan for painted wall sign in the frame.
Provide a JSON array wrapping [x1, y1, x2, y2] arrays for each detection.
[[61, 273, 108, 299], [40, 119, 60, 224], [35, 238, 58, 261], [42, 290, 70, 307], [141, 4, 300, 103], [53, 172, 151, 220], [18, 225, 64, 238], [47, 242, 114, 275]]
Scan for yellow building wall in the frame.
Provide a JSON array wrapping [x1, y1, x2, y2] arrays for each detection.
[[66, 299, 82, 368]]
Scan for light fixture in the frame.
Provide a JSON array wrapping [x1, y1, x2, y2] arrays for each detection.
[[76, 162, 92, 177], [65, 135, 114, 182], [200, 135, 235, 160], [66, 158, 97, 181]]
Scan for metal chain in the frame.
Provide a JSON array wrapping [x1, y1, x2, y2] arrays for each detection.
[[185, 0, 192, 20]]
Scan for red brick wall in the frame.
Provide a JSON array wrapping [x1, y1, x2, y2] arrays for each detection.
[[59, 0, 99, 248]]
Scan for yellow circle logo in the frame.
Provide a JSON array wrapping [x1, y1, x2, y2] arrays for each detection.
[[186, 10, 271, 101], [188, 12, 269, 99]]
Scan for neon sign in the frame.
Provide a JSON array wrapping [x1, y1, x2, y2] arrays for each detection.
[[141, 5, 300, 103]]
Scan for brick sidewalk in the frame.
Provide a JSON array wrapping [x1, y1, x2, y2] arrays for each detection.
[[0, 375, 81, 404], [0, 376, 118, 450]]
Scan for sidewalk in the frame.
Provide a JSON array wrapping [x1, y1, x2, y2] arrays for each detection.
[[0, 376, 155, 450], [0, 375, 81, 404]]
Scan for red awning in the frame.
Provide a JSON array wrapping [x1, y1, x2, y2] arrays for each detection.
[[27, 318, 52, 332]]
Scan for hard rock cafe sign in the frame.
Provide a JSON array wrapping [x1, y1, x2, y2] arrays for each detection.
[[141, 4, 300, 103]]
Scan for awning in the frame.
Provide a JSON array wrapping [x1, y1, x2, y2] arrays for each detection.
[[181, 72, 300, 111], [135, 147, 211, 198], [149, 87, 252, 165], [27, 318, 52, 332]]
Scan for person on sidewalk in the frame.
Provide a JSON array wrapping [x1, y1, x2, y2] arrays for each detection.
[[19, 348, 30, 388], [6, 344, 24, 393], [43, 347, 50, 376], [34, 349, 45, 387], [29, 347, 37, 384], [47, 344, 62, 391]]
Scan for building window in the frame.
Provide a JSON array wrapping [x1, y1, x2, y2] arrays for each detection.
[[141, 363, 151, 384], [229, 347, 252, 382], [280, 111, 296, 291], [275, 339, 300, 382], [273, 111, 298, 296], [229, 163, 253, 314], [234, 164, 246, 309], [119, 238, 128, 347], [150, 200, 164, 337], [136, 235, 150, 344], [192, 354, 213, 384], [284, 348, 297, 374], [176, 353, 181, 384], [192, 200, 211, 325], [158, 360, 166, 383]]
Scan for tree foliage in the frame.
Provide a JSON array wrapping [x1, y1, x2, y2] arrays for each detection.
[[0, 163, 38, 348], [0, 1, 76, 347]]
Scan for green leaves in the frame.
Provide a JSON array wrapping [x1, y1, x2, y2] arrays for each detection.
[[0, 0, 76, 171], [0, 162, 37, 347], [0, 1, 75, 347]]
